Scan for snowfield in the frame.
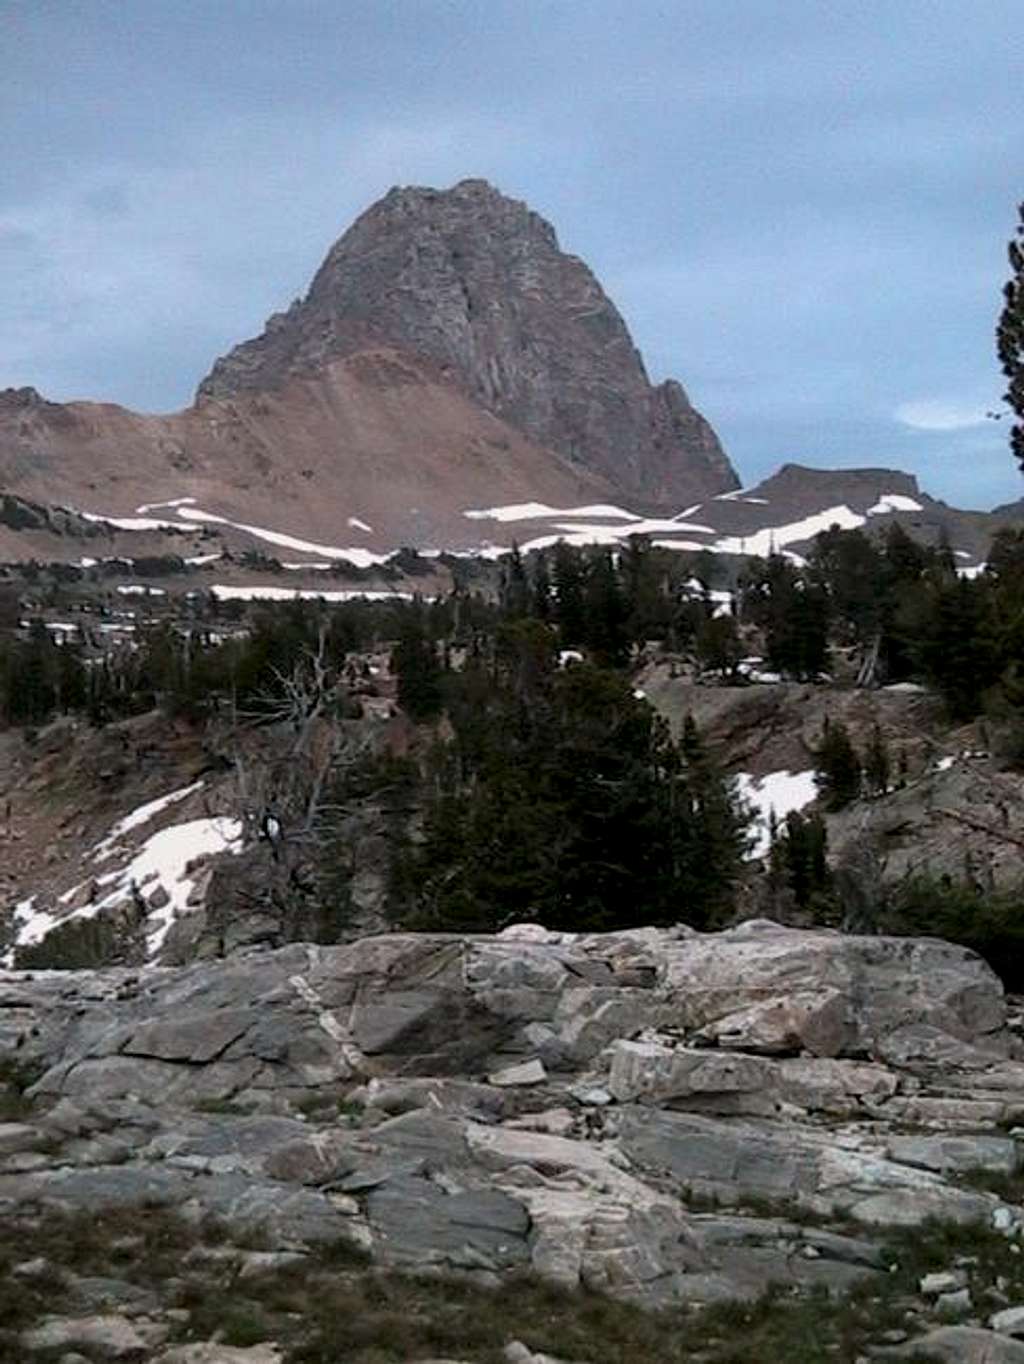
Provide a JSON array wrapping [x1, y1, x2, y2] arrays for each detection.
[[2, 783, 244, 967], [733, 769, 819, 859]]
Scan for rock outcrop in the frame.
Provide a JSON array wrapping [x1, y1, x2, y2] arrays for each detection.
[[197, 179, 738, 507], [2, 919, 1022, 1333]]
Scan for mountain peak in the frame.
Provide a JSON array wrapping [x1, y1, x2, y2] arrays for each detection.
[[197, 179, 737, 506]]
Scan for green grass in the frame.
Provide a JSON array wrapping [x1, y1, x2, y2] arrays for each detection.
[[11, 1202, 1019, 1364], [956, 1166, 1024, 1204]]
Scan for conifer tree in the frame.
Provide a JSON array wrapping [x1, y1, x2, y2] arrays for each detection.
[[863, 724, 891, 798], [583, 549, 629, 668], [552, 541, 586, 646], [393, 601, 443, 722], [997, 201, 1024, 471], [814, 718, 862, 810]]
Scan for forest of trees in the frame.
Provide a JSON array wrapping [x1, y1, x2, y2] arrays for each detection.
[[3, 520, 1024, 734], [388, 618, 749, 932], [1, 516, 1022, 940]]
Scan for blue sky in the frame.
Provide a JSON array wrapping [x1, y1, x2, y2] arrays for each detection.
[[2, 0, 1021, 508]]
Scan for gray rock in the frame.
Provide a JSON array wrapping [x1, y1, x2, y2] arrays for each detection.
[[876, 1325, 1024, 1361], [921, 1269, 967, 1295], [992, 1307, 1024, 1338], [890, 1134, 1020, 1176], [2, 920, 1023, 1317], [22, 1314, 162, 1357], [366, 1173, 530, 1271], [489, 1059, 546, 1087], [936, 1287, 972, 1313], [153, 1347, 284, 1364]]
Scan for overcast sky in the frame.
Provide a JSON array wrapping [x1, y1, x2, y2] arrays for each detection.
[[3, 1, 1021, 508]]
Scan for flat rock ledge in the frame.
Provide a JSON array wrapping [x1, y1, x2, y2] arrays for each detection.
[[2, 919, 1023, 1323]]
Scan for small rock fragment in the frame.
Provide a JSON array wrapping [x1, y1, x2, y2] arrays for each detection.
[[489, 1059, 546, 1087]]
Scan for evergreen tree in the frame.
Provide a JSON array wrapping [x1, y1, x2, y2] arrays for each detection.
[[863, 724, 891, 798], [997, 200, 1024, 471], [695, 613, 741, 679], [390, 660, 749, 933], [531, 551, 553, 622], [499, 543, 531, 619], [814, 718, 862, 810], [392, 601, 444, 722], [582, 549, 629, 668], [767, 809, 834, 919], [552, 542, 586, 646], [742, 555, 829, 680], [810, 527, 885, 645], [620, 535, 670, 645]]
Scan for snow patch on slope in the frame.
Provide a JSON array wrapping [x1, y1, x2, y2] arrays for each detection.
[[712, 506, 867, 558], [2, 782, 244, 966], [867, 494, 923, 514], [93, 781, 206, 861], [734, 770, 819, 859], [464, 502, 643, 523], [174, 507, 390, 568], [211, 585, 414, 603]]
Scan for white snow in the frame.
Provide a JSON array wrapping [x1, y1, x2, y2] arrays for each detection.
[[651, 539, 717, 553], [4, 897, 50, 959], [712, 505, 867, 558], [555, 517, 717, 537], [136, 497, 197, 514], [735, 658, 782, 683], [464, 502, 642, 523], [867, 494, 923, 515], [347, 517, 374, 533], [117, 585, 166, 596], [3, 796, 244, 965], [934, 756, 956, 772], [714, 488, 769, 504], [92, 780, 206, 861], [516, 531, 597, 554], [210, 585, 414, 603], [173, 507, 390, 568], [113, 816, 244, 956], [733, 769, 819, 859], [280, 561, 333, 571], [957, 563, 986, 579], [184, 552, 223, 566], [79, 557, 98, 568]]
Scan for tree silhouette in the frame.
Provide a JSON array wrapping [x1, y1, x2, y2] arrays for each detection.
[[997, 201, 1024, 470]]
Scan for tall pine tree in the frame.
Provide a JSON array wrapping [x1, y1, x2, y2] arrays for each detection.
[[997, 201, 1024, 471]]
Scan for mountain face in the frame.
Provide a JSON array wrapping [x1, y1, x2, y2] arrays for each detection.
[[0, 180, 1009, 573], [197, 178, 738, 506]]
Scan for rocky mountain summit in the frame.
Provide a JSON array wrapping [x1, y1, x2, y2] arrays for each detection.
[[197, 178, 737, 507], [0, 181, 1013, 578], [3, 920, 1024, 1360]]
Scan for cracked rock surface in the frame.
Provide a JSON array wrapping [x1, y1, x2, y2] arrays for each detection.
[[2, 919, 1023, 1326]]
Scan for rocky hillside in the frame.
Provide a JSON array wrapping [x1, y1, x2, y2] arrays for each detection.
[[1, 920, 1024, 1361], [197, 178, 737, 508]]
